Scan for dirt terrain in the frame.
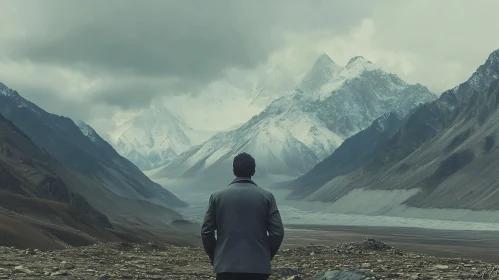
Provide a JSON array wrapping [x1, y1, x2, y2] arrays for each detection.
[[1, 238, 498, 280]]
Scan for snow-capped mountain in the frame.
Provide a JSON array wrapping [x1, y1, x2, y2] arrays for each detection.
[[112, 73, 298, 171], [283, 49, 499, 216], [148, 54, 437, 186], [149, 93, 343, 181], [112, 104, 217, 170], [316, 56, 436, 138]]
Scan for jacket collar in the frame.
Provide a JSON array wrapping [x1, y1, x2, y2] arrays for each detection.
[[229, 177, 258, 186]]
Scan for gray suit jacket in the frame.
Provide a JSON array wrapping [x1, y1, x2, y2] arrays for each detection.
[[201, 178, 285, 274]]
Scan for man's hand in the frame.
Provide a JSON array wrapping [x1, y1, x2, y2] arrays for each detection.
[[267, 193, 284, 260], [201, 194, 217, 264]]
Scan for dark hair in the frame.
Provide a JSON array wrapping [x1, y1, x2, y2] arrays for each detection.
[[233, 152, 256, 178]]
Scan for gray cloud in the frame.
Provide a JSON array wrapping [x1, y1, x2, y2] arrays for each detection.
[[5, 0, 373, 80], [13, 3, 273, 81], [1, 0, 499, 138], [10, 83, 115, 123], [0, 0, 373, 112], [88, 77, 183, 110]]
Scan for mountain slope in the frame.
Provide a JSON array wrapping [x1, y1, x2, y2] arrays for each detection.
[[149, 55, 436, 186], [0, 113, 198, 249], [288, 49, 499, 212], [0, 112, 121, 248], [315, 57, 435, 138], [282, 111, 408, 199], [111, 106, 216, 170], [149, 93, 343, 182], [0, 82, 186, 208]]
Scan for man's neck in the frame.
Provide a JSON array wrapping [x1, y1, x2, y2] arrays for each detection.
[[230, 177, 258, 186]]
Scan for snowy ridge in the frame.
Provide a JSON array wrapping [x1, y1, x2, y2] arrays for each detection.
[[316, 56, 381, 101], [0, 82, 14, 97], [112, 104, 217, 170], [76, 120, 98, 143], [0, 83, 44, 115], [112, 76, 295, 171], [150, 54, 436, 184], [158, 94, 343, 177]]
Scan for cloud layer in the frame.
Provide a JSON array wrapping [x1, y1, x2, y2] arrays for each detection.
[[1, 0, 499, 138]]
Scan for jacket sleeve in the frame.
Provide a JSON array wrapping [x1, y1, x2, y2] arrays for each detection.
[[201, 194, 217, 265], [267, 193, 284, 260]]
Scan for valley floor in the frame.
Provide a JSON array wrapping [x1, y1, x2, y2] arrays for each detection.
[[1, 236, 499, 280], [284, 225, 499, 264]]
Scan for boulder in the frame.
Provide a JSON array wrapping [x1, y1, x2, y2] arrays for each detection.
[[312, 270, 375, 280], [273, 267, 301, 277], [287, 276, 304, 280]]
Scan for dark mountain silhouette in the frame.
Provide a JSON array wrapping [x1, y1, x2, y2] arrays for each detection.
[[0, 112, 122, 248], [0, 82, 186, 209]]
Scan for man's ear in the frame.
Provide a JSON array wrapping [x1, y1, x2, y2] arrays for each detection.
[[251, 169, 256, 177]]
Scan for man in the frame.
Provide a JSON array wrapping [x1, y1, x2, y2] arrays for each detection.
[[201, 152, 285, 280]]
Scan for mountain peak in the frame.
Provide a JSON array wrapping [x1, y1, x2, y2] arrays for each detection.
[[150, 101, 169, 113], [311, 53, 339, 71], [475, 49, 499, 73], [484, 49, 499, 68], [453, 49, 499, 100], [316, 53, 335, 64], [340, 55, 380, 79], [346, 56, 373, 66], [299, 54, 340, 94], [489, 48, 499, 59], [0, 82, 16, 97]]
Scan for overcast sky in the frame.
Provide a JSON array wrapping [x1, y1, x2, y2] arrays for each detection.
[[1, 0, 499, 138]]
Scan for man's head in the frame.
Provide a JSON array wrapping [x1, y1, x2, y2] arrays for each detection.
[[233, 152, 256, 178]]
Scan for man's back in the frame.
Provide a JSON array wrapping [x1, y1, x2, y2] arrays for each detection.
[[201, 177, 284, 278]]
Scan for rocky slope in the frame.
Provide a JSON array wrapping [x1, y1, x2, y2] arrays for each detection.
[[0, 239, 496, 280], [0, 110, 202, 251], [149, 55, 436, 186], [0, 112, 119, 248], [0, 81, 186, 209], [286, 49, 499, 212]]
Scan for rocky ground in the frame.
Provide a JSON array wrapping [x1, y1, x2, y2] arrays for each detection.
[[0, 238, 498, 280]]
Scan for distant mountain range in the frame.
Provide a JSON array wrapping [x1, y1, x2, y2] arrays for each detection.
[[112, 104, 217, 170], [110, 78, 293, 171], [0, 82, 193, 248], [284, 49, 499, 214], [3, 47, 499, 248], [147, 54, 436, 187]]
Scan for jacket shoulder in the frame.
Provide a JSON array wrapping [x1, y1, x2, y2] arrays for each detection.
[[257, 187, 274, 198], [211, 183, 274, 198]]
